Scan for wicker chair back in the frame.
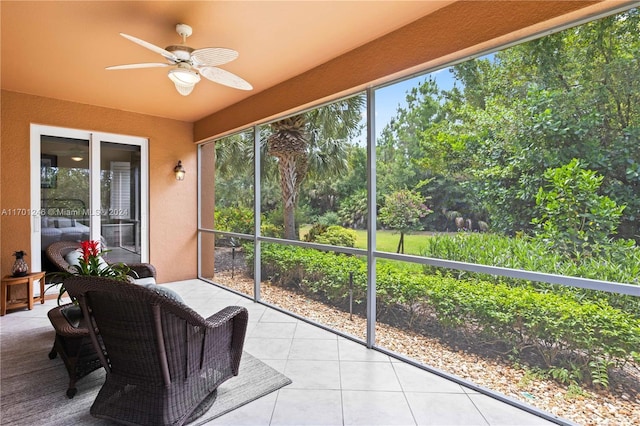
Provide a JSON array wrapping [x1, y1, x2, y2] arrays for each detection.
[[63, 276, 248, 426]]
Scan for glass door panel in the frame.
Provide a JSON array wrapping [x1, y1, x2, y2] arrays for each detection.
[[99, 142, 142, 264], [40, 136, 90, 271]]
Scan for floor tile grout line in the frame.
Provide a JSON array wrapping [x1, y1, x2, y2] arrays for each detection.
[[391, 361, 419, 426], [465, 391, 492, 426]]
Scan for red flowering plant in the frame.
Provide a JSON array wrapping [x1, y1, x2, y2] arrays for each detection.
[[52, 240, 132, 305]]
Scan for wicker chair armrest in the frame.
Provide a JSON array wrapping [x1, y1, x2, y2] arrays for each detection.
[[47, 303, 91, 337], [124, 263, 156, 279], [205, 305, 248, 328], [45, 241, 81, 274], [204, 306, 248, 374]]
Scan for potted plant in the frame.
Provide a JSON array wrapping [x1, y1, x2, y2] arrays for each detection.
[[49, 240, 132, 305]]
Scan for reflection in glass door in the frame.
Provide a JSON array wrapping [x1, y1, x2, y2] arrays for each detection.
[[99, 142, 142, 263], [40, 136, 90, 272]]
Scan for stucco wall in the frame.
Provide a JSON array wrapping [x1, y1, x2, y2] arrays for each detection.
[[1, 90, 196, 283]]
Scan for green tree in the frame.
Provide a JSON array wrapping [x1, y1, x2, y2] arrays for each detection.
[[378, 189, 432, 253], [532, 159, 625, 255], [446, 9, 640, 239], [377, 78, 443, 196]]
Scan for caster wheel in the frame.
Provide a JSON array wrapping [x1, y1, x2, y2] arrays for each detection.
[[66, 388, 77, 399], [48, 350, 57, 360]]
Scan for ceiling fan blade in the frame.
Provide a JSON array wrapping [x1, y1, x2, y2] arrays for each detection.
[[120, 33, 177, 61], [106, 63, 172, 70], [198, 66, 253, 90], [191, 48, 239, 67]]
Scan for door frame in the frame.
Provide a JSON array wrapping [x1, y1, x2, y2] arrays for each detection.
[[30, 124, 149, 273]]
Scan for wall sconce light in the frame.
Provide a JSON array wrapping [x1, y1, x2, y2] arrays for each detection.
[[174, 160, 186, 181]]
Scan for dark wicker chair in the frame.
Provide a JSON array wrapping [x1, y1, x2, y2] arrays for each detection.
[[64, 276, 248, 426], [45, 240, 156, 281]]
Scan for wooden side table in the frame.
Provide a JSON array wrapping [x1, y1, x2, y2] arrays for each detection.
[[1, 271, 46, 316]]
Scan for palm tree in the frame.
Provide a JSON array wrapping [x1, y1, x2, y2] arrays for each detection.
[[267, 95, 365, 239], [213, 95, 365, 240], [214, 131, 256, 209]]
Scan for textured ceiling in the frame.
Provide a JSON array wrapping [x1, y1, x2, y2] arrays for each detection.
[[1, 1, 452, 122]]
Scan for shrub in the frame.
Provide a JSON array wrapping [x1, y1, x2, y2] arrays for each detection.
[[378, 189, 432, 233], [338, 190, 368, 229], [532, 159, 625, 255], [303, 224, 327, 243], [303, 224, 357, 247], [316, 211, 341, 226], [256, 243, 640, 387], [260, 222, 283, 238], [213, 206, 285, 239], [214, 206, 254, 234], [419, 232, 639, 313]]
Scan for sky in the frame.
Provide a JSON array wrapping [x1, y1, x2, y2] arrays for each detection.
[[374, 66, 457, 136], [353, 65, 459, 146]]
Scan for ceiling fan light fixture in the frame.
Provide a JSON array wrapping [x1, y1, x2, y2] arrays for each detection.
[[168, 67, 200, 95], [173, 81, 196, 96], [168, 68, 200, 85]]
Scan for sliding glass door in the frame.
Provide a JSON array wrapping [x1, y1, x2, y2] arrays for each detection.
[[99, 141, 144, 263], [31, 125, 149, 273]]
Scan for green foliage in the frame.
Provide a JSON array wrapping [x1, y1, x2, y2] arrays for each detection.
[[373, 10, 640, 240], [303, 224, 357, 247], [376, 93, 428, 194], [262, 95, 366, 240], [419, 232, 639, 311], [257, 243, 640, 388], [316, 211, 341, 226], [214, 206, 254, 234], [303, 224, 327, 242], [378, 189, 432, 233], [263, 204, 309, 238], [214, 206, 286, 239], [565, 383, 591, 400], [260, 222, 283, 238], [588, 359, 613, 389], [338, 189, 368, 229], [532, 159, 625, 255], [212, 131, 256, 210], [257, 243, 366, 302]]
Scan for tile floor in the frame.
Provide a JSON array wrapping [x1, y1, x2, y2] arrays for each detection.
[[0, 279, 560, 426]]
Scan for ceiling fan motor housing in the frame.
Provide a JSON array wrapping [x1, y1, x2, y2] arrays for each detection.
[[165, 45, 194, 62]]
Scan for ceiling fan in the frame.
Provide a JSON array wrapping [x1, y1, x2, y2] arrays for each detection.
[[106, 23, 252, 96]]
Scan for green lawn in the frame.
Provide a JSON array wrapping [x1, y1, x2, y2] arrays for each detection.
[[353, 229, 436, 254], [300, 225, 435, 255]]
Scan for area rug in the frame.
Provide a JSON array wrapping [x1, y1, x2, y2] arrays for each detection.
[[0, 326, 291, 425]]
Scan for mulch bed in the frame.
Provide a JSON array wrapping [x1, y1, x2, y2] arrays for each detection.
[[212, 248, 639, 426]]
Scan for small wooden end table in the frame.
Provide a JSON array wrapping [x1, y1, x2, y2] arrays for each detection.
[[1, 271, 46, 316]]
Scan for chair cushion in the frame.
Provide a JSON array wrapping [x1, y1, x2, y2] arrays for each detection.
[[140, 283, 184, 303], [65, 250, 109, 272], [55, 218, 74, 228], [132, 277, 157, 286]]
